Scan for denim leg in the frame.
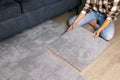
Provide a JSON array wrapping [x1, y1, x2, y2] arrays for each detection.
[[93, 11, 115, 41], [100, 21, 115, 41], [94, 21, 114, 41], [68, 11, 97, 27], [68, 15, 78, 26]]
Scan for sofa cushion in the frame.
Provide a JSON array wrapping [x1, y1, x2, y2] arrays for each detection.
[[0, 0, 15, 7], [19, 0, 62, 13], [0, 2, 21, 22]]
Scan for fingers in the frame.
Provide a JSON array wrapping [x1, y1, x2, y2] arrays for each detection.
[[67, 26, 72, 31], [94, 32, 97, 38], [67, 22, 77, 31], [67, 25, 74, 31], [94, 31, 100, 38]]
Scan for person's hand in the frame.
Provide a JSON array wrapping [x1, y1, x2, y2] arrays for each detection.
[[67, 22, 77, 31], [94, 29, 101, 38]]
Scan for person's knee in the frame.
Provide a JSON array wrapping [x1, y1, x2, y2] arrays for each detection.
[[101, 33, 114, 41], [104, 35, 113, 41], [67, 15, 78, 26]]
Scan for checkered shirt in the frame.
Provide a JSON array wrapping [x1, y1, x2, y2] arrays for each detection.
[[81, 0, 120, 20]]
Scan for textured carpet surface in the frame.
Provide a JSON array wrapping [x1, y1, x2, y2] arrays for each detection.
[[0, 20, 84, 80], [47, 27, 109, 71]]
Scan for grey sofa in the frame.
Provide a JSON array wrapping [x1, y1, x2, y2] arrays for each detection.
[[0, 0, 81, 40]]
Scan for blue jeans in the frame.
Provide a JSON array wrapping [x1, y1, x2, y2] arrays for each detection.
[[68, 11, 115, 41]]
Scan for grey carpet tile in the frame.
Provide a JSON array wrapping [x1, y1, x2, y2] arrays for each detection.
[[21, 20, 67, 46], [47, 27, 109, 71]]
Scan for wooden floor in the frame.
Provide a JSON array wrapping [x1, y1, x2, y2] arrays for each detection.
[[53, 11, 120, 80]]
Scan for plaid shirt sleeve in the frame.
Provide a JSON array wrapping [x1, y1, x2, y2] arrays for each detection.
[[106, 0, 120, 20], [81, 0, 92, 14]]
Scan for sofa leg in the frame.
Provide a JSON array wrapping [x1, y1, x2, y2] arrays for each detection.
[[68, 9, 72, 13], [76, 7, 79, 14]]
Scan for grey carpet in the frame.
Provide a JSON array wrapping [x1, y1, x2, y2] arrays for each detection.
[[19, 20, 67, 46], [47, 27, 109, 71], [0, 20, 84, 80]]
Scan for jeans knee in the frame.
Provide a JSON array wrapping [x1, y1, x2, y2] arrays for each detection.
[[67, 15, 78, 26], [104, 36, 113, 41], [101, 33, 114, 41]]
